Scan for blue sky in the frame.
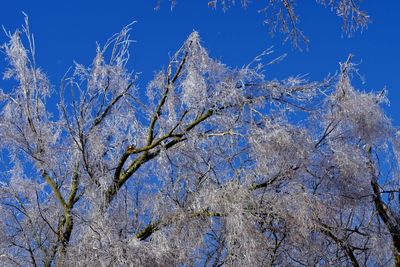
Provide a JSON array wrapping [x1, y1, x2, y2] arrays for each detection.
[[0, 1, 399, 124]]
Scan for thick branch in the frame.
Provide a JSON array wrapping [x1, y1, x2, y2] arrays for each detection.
[[319, 224, 360, 267], [146, 50, 188, 145], [42, 171, 66, 209], [367, 149, 400, 266], [136, 209, 222, 241], [103, 108, 215, 211]]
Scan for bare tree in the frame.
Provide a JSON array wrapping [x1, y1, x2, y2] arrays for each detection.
[[0, 11, 399, 267]]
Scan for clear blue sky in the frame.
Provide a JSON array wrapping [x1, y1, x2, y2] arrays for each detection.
[[0, 1, 399, 124]]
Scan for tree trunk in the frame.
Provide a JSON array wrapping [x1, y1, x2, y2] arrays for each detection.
[[371, 178, 400, 267]]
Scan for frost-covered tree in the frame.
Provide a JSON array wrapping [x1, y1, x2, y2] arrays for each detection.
[[162, 0, 370, 47], [0, 12, 399, 267]]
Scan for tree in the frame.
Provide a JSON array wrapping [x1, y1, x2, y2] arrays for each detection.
[[0, 7, 399, 267], [161, 0, 370, 48]]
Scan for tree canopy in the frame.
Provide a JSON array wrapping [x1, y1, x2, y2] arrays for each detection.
[[1, 2, 400, 267]]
